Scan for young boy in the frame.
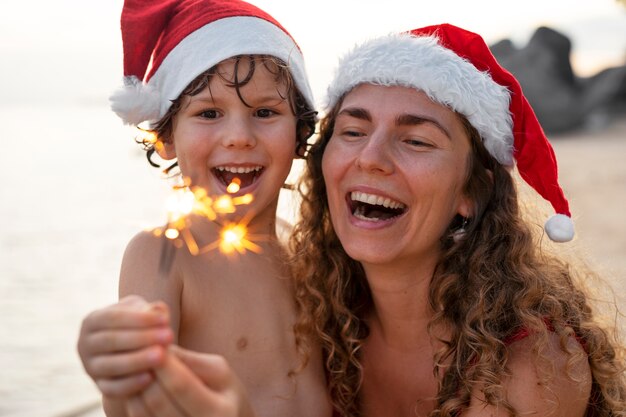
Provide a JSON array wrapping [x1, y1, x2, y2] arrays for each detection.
[[76, 1, 330, 416]]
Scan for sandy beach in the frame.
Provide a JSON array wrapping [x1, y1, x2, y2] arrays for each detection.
[[548, 118, 626, 297], [1, 110, 624, 417]]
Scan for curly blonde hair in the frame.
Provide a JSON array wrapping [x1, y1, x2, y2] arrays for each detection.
[[290, 98, 626, 417]]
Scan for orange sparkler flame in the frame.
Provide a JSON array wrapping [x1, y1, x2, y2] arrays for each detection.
[[226, 178, 241, 194], [232, 193, 253, 205], [164, 228, 180, 239], [137, 129, 158, 144], [136, 129, 165, 153], [213, 195, 236, 213], [158, 181, 260, 257], [218, 223, 262, 255]]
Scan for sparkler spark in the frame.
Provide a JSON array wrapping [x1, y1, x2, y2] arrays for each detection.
[[219, 223, 262, 255], [164, 228, 180, 239], [136, 129, 165, 153], [157, 183, 257, 256], [213, 195, 237, 214], [226, 178, 241, 194]]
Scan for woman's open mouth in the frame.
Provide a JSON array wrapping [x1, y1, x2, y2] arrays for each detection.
[[213, 166, 264, 190], [348, 191, 407, 222]]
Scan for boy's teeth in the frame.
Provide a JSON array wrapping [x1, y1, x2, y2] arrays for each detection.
[[216, 166, 262, 174], [350, 191, 405, 210]]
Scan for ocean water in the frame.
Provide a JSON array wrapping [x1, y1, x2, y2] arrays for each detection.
[[0, 105, 161, 416]]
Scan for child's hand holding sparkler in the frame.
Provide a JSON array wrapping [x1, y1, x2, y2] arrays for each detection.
[[126, 345, 257, 417], [77, 295, 174, 398]]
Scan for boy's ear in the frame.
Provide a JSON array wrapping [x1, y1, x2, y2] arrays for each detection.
[[156, 139, 177, 160]]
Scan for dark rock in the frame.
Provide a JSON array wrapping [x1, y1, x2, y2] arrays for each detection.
[[490, 26, 626, 134], [489, 39, 517, 61]]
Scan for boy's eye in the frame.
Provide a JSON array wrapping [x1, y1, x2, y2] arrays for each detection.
[[199, 110, 219, 119], [255, 108, 275, 118]]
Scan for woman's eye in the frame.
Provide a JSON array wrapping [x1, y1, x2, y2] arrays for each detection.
[[404, 138, 432, 148], [342, 130, 365, 138], [255, 108, 275, 118], [199, 110, 219, 119]]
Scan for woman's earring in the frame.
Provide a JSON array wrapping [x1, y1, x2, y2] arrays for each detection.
[[452, 217, 469, 243]]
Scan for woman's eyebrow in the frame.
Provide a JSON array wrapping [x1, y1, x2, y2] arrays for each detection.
[[337, 107, 371, 122], [396, 113, 451, 139]]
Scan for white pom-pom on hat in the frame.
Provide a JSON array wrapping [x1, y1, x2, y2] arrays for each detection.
[[544, 214, 575, 243], [110, 76, 161, 126]]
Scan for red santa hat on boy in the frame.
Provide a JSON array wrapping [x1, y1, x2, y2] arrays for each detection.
[[326, 23, 574, 242], [110, 0, 314, 126]]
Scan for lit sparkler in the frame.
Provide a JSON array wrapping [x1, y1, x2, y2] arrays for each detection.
[[155, 174, 260, 259], [219, 223, 262, 254]]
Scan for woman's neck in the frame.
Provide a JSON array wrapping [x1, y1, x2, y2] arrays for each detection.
[[362, 258, 437, 349]]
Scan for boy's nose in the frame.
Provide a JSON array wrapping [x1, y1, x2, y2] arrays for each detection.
[[222, 118, 257, 149]]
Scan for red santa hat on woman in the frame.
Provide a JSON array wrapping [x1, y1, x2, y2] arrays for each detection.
[[110, 0, 314, 126], [326, 23, 574, 243]]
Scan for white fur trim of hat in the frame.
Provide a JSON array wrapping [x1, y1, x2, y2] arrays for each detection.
[[325, 33, 514, 166]]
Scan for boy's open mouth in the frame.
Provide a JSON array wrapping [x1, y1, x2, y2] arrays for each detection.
[[214, 166, 264, 189], [348, 191, 407, 221]]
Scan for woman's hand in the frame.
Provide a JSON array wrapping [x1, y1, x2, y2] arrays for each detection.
[[126, 345, 256, 417], [77, 295, 174, 397]]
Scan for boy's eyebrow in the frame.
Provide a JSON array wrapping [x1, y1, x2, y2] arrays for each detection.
[[188, 96, 216, 105], [396, 113, 451, 139], [337, 107, 371, 122], [188, 94, 288, 105]]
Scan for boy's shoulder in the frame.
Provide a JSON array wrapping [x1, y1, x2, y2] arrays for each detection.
[[121, 225, 223, 284], [125, 228, 164, 251], [120, 229, 182, 292]]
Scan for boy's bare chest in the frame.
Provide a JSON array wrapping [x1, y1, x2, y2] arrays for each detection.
[[176, 251, 297, 362], [173, 251, 324, 416]]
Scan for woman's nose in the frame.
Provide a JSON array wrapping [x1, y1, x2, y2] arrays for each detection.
[[355, 132, 394, 175]]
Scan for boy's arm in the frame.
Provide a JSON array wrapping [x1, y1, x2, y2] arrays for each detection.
[[119, 230, 182, 339], [79, 231, 183, 416]]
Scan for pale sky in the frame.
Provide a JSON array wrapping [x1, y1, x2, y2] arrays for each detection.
[[1, 0, 625, 107]]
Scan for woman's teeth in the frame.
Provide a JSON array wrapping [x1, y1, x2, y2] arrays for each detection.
[[350, 191, 405, 210], [350, 191, 406, 221]]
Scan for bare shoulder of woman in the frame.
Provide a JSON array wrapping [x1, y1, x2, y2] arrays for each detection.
[[463, 332, 592, 417]]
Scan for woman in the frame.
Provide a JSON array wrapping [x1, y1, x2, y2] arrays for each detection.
[[290, 24, 625, 416]]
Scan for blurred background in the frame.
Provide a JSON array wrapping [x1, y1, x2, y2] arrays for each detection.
[[1, 1, 625, 416]]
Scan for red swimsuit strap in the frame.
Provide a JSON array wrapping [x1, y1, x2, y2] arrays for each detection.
[[503, 317, 588, 353]]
